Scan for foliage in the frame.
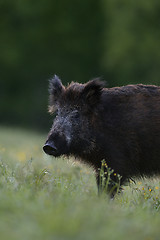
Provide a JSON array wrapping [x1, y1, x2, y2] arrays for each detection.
[[102, 0, 160, 86], [0, 0, 103, 129], [1, 1, 160, 129], [1, 126, 160, 239]]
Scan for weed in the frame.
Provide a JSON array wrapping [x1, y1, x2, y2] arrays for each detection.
[[0, 127, 160, 240], [99, 160, 122, 196]]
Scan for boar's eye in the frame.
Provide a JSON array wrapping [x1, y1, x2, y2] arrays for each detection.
[[72, 111, 79, 119], [74, 112, 79, 119]]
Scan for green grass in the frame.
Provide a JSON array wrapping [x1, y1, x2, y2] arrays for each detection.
[[0, 126, 160, 240]]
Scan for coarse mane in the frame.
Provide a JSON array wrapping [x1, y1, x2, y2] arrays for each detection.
[[49, 76, 105, 112], [63, 82, 85, 103]]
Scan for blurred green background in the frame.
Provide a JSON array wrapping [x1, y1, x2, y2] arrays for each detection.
[[1, 0, 160, 131]]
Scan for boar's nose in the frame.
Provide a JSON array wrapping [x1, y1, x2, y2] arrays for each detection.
[[43, 141, 57, 155]]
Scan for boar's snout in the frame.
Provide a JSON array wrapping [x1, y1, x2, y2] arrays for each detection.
[[43, 141, 57, 156]]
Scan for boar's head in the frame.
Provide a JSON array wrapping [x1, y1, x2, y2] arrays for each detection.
[[43, 75, 104, 159]]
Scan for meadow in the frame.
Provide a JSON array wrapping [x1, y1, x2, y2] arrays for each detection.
[[0, 126, 160, 240]]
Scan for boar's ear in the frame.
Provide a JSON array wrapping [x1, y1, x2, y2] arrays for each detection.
[[82, 79, 105, 106], [48, 75, 64, 113]]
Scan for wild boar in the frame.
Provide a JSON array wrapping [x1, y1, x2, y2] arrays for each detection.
[[43, 75, 160, 195]]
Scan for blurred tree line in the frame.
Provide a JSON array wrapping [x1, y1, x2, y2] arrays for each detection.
[[1, 0, 160, 130]]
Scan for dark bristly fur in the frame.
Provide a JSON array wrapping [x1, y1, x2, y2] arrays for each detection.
[[43, 75, 160, 195]]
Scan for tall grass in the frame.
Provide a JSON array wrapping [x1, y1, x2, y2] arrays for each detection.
[[0, 126, 160, 240]]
